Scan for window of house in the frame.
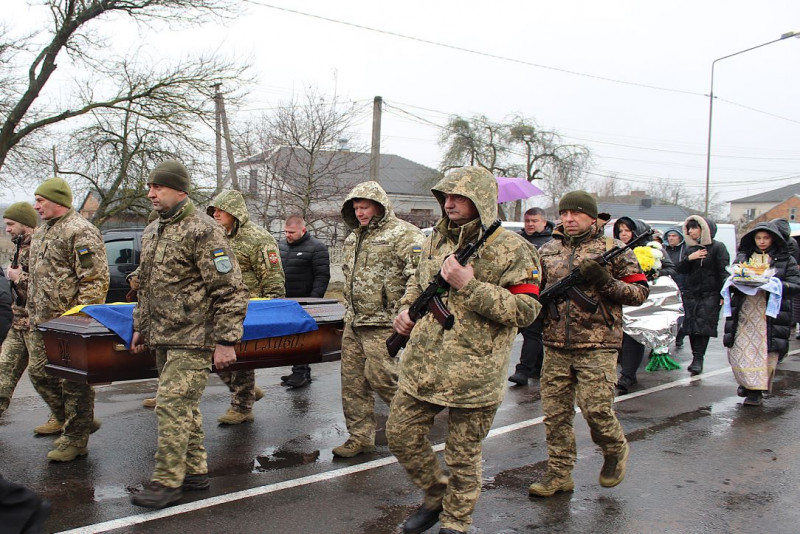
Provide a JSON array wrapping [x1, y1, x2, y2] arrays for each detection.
[[790, 208, 797, 221], [744, 208, 756, 220], [249, 168, 258, 194]]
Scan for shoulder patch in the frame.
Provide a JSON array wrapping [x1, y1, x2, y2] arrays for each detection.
[[411, 245, 422, 254], [267, 250, 279, 265], [76, 246, 94, 268], [212, 248, 233, 273]]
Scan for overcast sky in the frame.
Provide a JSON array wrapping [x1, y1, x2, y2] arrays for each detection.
[[3, 0, 799, 215]]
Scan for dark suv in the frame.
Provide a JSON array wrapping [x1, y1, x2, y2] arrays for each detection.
[[102, 228, 143, 302]]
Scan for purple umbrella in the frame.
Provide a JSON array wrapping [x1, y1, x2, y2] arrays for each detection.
[[495, 176, 543, 203]]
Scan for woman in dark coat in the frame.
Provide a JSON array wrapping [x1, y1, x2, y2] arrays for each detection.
[[675, 215, 730, 375], [723, 221, 800, 405], [613, 217, 675, 393]]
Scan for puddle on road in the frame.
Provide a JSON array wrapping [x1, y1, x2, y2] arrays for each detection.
[[93, 484, 132, 501], [253, 445, 320, 472]]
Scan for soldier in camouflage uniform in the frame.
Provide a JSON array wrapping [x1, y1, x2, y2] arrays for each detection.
[[333, 181, 424, 459], [0, 203, 40, 420], [26, 178, 110, 462], [207, 189, 284, 424], [388, 167, 541, 534], [130, 161, 249, 509], [529, 190, 649, 498]]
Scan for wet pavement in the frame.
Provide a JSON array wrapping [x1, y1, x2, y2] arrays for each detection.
[[2, 337, 800, 533]]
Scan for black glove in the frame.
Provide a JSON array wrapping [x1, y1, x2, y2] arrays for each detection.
[[579, 259, 611, 287]]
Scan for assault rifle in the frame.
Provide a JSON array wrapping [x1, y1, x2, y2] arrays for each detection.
[[539, 228, 654, 321], [9, 236, 22, 306], [386, 219, 502, 357]]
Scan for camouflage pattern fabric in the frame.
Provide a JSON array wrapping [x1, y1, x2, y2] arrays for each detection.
[[387, 389, 498, 532], [397, 168, 541, 408], [340, 324, 398, 444], [540, 347, 627, 476], [26, 208, 107, 446], [340, 181, 424, 327], [0, 328, 36, 415], [134, 200, 249, 349], [135, 198, 248, 487], [27, 209, 109, 326], [338, 181, 423, 445], [10, 235, 30, 330], [539, 224, 649, 350], [206, 190, 285, 299], [388, 166, 540, 531], [208, 190, 286, 413], [152, 348, 212, 487]]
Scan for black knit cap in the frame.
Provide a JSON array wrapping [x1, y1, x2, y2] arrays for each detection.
[[148, 160, 191, 192], [558, 190, 598, 219]]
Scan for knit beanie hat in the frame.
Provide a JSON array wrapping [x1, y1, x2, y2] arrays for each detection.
[[148, 160, 191, 192], [3, 201, 39, 228], [558, 190, 597, 219], [34, 177, 73, 208]]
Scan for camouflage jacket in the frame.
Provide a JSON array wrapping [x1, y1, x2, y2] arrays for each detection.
[[207, 190, 285, 299], [27, 209, 109, 327], [539, 224, 649, 350], [341, 181, 424, 327], [134, 200, 249, 349], [398, 168, 541, 408], [11, 234, 31, 330]]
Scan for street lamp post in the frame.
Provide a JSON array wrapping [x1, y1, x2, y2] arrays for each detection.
[[703, 31, 800, 217]]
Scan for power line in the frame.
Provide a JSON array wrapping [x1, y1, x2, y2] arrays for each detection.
[[244, 0, 703, 97]]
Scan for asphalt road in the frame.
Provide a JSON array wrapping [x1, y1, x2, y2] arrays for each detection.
[[2, 337, 800, 533]]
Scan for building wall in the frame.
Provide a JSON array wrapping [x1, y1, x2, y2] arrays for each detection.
[[748, 196, 800, 228], [730, 201, 779, 222]]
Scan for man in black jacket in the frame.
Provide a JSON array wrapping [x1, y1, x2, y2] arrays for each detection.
[[278, 215, 331, 388], [509, 207, 553, 385]]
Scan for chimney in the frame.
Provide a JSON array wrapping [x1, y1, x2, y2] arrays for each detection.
[[641, 198, 653, 209]]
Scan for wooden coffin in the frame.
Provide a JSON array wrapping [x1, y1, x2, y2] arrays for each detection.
[[41, 298, 345, 385]]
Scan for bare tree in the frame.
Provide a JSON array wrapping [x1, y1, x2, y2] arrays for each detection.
[[439, 115, 511, 176], [238, 89, 368, 244], [46, 55, 246, 226], [0, 0, 237, 176]]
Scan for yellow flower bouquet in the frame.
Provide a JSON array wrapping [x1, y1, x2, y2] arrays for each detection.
[[633, 241, 664, 278]]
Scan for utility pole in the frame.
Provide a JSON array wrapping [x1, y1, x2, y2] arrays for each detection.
[[213, 83, 223, 194], [370, 96, 382, 184], [212, 83, 241, 192]]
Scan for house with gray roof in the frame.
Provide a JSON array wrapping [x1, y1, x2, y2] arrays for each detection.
[[729, 182, 800, 223], [234, 146, 442, 244]]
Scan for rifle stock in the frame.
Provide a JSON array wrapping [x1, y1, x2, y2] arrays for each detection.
[[539, 228, 654, 317], [385, 219, 502, 357], [9, 236, 22, 306]]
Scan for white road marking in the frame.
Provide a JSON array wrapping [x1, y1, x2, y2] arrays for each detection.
[[55, 360, 776, 533]]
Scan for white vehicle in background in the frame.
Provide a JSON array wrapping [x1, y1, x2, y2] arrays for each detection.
[[604, 219, 737, 260]]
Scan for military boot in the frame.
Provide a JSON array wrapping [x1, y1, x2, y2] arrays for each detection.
[[217, 407, 254, 425], [254, 386, 265, 402], [90, 418, 102, 434], [687, 354, 703, 375], [142, 397, 157, 408], [402, 504, 443, 534], [131, 481, 183, 509], [182, 473, 210, 491], [34, 414, 64, 435], [332, 438, 376, 458], [47, 442, 89, 462], [528, 472, 575, 497], [599, 443, 630, 488]]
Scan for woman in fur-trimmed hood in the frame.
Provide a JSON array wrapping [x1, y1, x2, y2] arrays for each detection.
[[675, 215, 730, 375]]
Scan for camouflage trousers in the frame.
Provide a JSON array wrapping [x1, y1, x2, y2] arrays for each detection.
[[0, 328, 34, 416], [218, 369, 256, 413], [28, 330, 95, 447], [340, 324, 398, 445], [387, 389, 499, 532], [541, 347, 627, 476], [152, 348, 212, 488]]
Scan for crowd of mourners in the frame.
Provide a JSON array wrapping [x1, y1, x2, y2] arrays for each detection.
[[0, 167, 798, 534]]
